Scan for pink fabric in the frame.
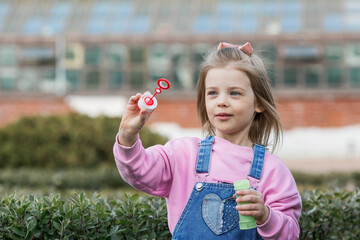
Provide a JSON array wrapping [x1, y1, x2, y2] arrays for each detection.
[[114, 135, 301, 239], [217, 41, 254, 55]]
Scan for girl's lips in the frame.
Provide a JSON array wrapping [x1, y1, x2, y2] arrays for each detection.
[[215, 113, 232, 117], [215, 113, 232, 120]]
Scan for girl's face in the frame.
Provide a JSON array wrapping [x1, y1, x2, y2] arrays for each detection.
[[205, 66, 261, 146]]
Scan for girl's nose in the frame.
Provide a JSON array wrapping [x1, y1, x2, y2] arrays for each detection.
[[217, 95, 229, 107]]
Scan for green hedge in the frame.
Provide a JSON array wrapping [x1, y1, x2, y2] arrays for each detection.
[[0, 114, 168, 169], [0, 193, 170, 240], [300, 188, 360, 239], [1, 189, 359, 239]]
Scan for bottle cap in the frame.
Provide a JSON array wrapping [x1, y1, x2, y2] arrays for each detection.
[[233, 180, 250, 190], [138, 92, 158, 112]]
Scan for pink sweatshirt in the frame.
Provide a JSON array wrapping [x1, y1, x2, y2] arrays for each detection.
[[114, 135, 302, 239]]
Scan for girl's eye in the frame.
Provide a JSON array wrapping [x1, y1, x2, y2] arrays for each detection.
[[207, 91, 217, 95], [230, 91, 241, 96]]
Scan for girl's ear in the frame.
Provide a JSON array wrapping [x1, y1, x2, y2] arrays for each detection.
[[255, 103, 264, 113]]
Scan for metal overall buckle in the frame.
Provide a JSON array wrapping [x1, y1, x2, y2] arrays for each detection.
[[194, 173, 209, 191]]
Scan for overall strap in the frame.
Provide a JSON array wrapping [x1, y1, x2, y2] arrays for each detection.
[[195, 136, 215, 173], [248, 144, 266, 180]]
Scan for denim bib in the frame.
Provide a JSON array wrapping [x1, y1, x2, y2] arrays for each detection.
[[172, 136, 265, 240]]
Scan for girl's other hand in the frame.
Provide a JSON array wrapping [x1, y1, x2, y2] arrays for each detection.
[[118, 92, 152, 147], [233, 189, 270, 225]]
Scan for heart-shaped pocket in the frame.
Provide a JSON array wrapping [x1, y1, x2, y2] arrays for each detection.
[[202, 193, 239, 235]]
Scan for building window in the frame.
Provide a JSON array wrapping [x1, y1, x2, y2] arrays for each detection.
[[263, 0, 279, 16], [110, 18, 128, 34], [194, 15, 213, 33], [237, 2, 258, 33], [171, 44, 192, 90], [237, 16, 258, 33], [327, 68, 342, 88], [324, 14, 343, 32], [18, 68, 38, 92], [344, 43, 360, 67], [38, 67, 56, 93], [109, 70, 123, 90], [0, 76, 15, 91], [23, 17, 43, 35], [284, 45, 320, 61], [175, 5, 190, 32], [48, 2, 71, 34], [282, 17, 300, 32], [66, 70, 80, 91], [132, 15, 151, 34], [304, 1, 321, 31], [86, 70, 100, 90], [306, 67, 320, 88], [85, 46, 101, 65], [0, 3, 10, 32], [349, 68, 360, 87], [130, 70, 144, 90], [130, 46, 145, 64], [284, 68, 297, 87], [282, 1, 301, 32], [344, 1, 360, 31], [107, 44, 127, 65], [86, 2, 111, 34], [216, 17, 233, 33], [0, 45, 17, 66], [325, 43, 343, 61], [149, 44, 170, 87], [216, 1, 235, 33], [86, 17, 106, 35]]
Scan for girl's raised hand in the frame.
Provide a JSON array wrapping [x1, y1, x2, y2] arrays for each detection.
[[233, 189, 270, 225], [118, 93, 152, 147]]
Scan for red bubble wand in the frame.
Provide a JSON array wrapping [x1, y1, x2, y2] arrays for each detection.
[[138, 78, 171, 112]]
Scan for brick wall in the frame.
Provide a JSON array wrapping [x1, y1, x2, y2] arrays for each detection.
[[147, 99, 200, 128], [277, 97, 360, 129], [0, 98, 71, 127], [1, 96, 360, 129]]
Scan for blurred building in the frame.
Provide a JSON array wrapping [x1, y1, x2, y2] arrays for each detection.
[[0, 0, 360, 132]]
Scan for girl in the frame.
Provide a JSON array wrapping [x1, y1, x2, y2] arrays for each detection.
[[114, 42, 301, 239]]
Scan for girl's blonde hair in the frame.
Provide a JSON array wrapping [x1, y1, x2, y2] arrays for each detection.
[[196, 45, 282, 152]]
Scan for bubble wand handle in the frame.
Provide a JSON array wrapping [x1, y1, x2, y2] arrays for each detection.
[[149, 89, 159, 100]]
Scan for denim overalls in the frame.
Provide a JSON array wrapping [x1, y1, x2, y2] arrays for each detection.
[[172, 136, 265, 239]]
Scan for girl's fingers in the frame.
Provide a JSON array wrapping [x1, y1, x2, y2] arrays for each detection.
[[235, 189, 258, 196], [129, 93, 142, 104], [235, 190, 264, 205], [236, 195, 259, 203], [139, 109, 152, 120]]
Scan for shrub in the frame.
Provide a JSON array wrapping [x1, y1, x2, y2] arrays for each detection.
[[0, 114, 168, 169], [0, 192, 171, 240], [1, 189, 360, 239], [300, 188, 360, 239]]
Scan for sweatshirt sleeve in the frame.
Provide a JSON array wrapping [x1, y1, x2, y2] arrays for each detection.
[[257, 154, 302, 240], [113, 133, 174, 197]]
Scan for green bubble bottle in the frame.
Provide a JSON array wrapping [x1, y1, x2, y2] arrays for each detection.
[[233, 179, 257, 230]]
